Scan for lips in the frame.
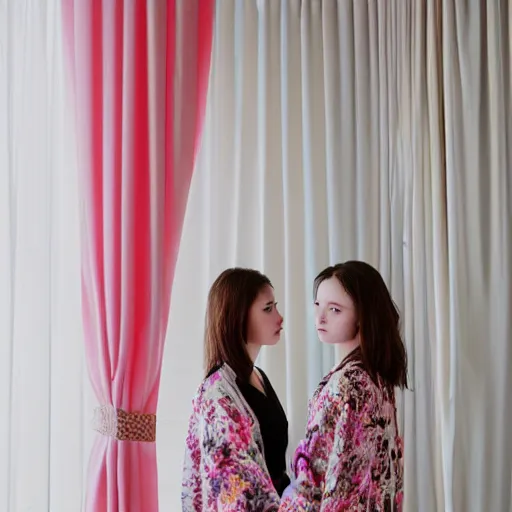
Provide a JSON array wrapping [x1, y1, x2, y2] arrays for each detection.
[[317, 328, 327, 333]]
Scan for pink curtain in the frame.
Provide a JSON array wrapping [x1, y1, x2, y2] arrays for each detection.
[[61, 1, 214, 510]]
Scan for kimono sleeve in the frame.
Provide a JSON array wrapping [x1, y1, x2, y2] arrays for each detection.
[[279, 374, 366, 512], [278, 377, 347, 512], [318, 384, 365, 511], [200, 394, 280, 512], [182, 399, 203, 511]]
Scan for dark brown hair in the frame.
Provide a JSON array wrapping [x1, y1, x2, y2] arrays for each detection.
[[314, 261, 408, 389], [204, 267, 272, 382]]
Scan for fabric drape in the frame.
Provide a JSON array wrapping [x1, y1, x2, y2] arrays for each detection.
[[61, 1, 214, 510]]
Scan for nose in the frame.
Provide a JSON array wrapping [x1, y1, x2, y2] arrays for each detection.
[[316, 310, 326, 325]]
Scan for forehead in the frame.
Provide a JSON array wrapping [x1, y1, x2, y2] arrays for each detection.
[[316, 277, 352, 305], [254, 284, 275, 302]]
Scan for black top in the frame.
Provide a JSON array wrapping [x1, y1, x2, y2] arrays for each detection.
[[237, 367, 291, 497]]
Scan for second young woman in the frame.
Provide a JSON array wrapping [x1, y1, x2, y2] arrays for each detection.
[[280, 261, 408, 511]]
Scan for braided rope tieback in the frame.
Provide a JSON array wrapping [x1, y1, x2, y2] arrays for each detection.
[[93, 405, 156, 443]]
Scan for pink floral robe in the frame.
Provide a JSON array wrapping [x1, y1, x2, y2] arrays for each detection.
[[182, 364, 280, 511], [279, 358, 404, 512]]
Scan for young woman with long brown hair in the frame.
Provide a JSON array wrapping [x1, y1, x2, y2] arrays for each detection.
[[182, 268, 290, 511], [280, 261, 408, 511]]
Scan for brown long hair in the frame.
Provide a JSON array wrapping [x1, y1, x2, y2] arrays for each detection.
[[204, 268, 272, 382], [314, 261, 408, 389]]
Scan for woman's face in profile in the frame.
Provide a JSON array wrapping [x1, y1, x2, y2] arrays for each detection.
[[246, 285, 283, 346]]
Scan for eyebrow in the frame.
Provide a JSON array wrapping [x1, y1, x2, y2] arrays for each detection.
[[264, 300, 275, 306], [328, 302, 343, 308]]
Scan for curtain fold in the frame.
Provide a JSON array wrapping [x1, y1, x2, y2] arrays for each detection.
[[61, 1, 214, 510]]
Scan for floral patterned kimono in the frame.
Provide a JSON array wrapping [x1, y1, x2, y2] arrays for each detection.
[[279, 354, 404, 512], [182, 364, 280, 512]]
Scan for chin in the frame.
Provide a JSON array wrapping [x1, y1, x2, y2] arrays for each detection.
[[317, 332, 335, 345], [265, 333, 281, 346]]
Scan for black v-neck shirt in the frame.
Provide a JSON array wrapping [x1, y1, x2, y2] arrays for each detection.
[[237, 367, 291, 496]]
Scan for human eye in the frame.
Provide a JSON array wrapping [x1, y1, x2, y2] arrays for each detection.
[[330, 307, 341, 313]]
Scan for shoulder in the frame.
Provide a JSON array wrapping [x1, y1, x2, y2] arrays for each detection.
[[323, 361, 376, 412], [193, 365, 234, 402], [193, 366, 249, 423], [337, 360, 374, 388]]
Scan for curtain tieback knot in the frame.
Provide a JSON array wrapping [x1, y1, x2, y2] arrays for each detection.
[[93, 404, 156, 443]]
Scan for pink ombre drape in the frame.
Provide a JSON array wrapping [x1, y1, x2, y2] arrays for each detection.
[[61, 1, 214, 510]]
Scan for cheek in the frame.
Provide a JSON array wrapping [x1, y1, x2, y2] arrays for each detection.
[[247, 313, 267, 344], [246, 310, 259, 340], [348, 317, 359, 337], [336, 316, 358, 337]]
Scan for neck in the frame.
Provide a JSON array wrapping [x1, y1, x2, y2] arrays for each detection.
[[246, 342, 261, 365], [338, 338, 360, 363]]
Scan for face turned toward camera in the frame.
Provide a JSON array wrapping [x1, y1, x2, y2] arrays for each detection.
[[313, 261, 408, 389], [314, 277, 358, 346]]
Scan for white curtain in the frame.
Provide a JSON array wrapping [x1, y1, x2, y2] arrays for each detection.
[[1, 1, 511, 512], [442, 1, 512, 510], [160, 1, 512, 511], [0, 1, 96, 511]]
